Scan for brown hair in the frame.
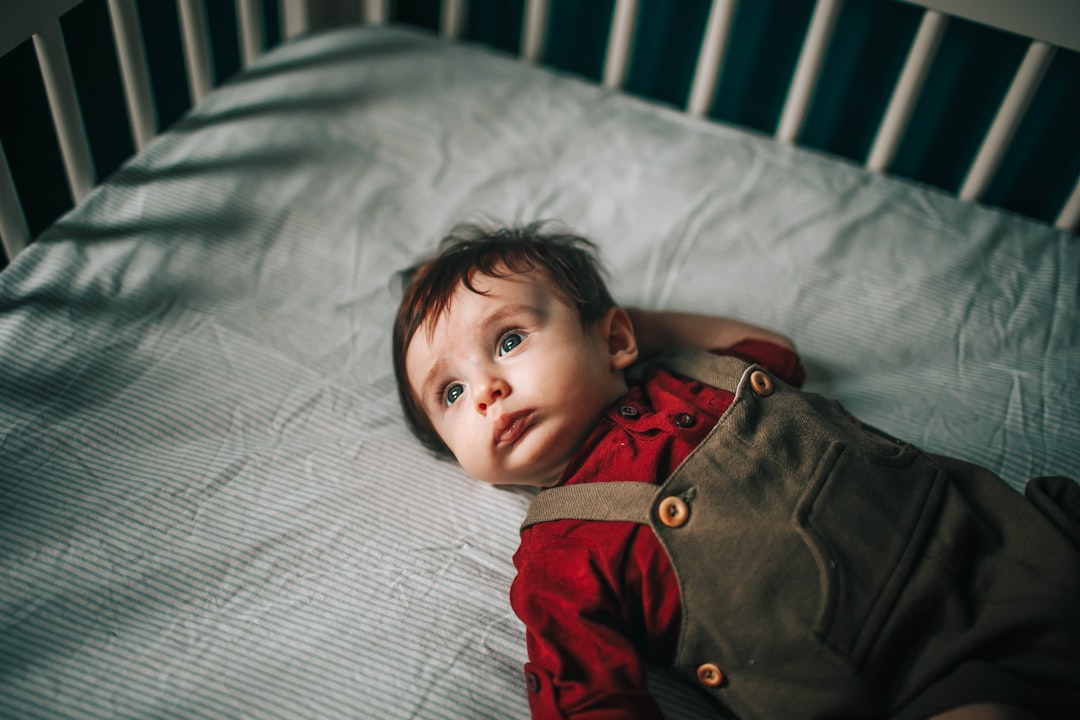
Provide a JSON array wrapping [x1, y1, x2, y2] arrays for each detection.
[[392, 221, 617, 458]]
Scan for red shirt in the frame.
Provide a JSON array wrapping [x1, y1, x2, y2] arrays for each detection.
[[510, 341, 806, 719]]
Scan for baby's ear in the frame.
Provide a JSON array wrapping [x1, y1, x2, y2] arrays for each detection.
[[601, 307, 639, 370]]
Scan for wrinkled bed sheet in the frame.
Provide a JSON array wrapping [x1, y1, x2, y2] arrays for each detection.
[[1, 25, 1078, 719]]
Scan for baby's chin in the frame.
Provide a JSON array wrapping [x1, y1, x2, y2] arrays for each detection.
[[481, 453, 570, 488], [478, 421, 586, 487], [454, 438, 564, 487]]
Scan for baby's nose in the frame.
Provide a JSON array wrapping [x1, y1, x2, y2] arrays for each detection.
[[477, 388, 502, 413]]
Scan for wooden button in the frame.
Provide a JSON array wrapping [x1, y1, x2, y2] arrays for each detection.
[[749, 370, 773, 396], [697, 662, 724, 687], [658, 496, 689, 528]]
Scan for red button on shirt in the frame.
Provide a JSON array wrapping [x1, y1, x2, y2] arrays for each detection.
[[511, 340, 805, 719]]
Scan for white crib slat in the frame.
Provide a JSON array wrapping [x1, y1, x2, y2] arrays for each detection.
[[281, 0, 309, 40], [521, 0, 550, 62], [959, 40, 1056, 203], [603, 0, 639, 90], [237, 0, 265, 66], [33, 20, 95, 204], [1055, 174, 1080, 233], [687, 0, 738, 117], [0, 140, 31, 260], [107, 0, 157, 150], [442, 0, 467, 40], [362, 0, 389, 26], [776, 0, 843, 143], [866, 9, 947, 172], [177, 0, 213, 105]]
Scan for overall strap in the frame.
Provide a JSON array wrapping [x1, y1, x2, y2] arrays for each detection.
[[521, 482, 658, 531], [660, 347, 750, 392]]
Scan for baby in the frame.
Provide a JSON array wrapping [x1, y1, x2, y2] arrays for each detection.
[[392, 221, 1080, 720]]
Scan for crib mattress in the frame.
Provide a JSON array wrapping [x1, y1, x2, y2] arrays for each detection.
[[1, 25, 1077, 719]]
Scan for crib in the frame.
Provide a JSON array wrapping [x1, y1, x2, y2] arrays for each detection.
[[1, 1, 1078, 718]]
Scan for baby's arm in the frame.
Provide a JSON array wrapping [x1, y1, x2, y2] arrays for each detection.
[[512, 534, 667, 719], [625, 307, 796, 360]]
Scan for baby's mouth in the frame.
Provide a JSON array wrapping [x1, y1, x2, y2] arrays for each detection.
[[494, 411, 531, 447]]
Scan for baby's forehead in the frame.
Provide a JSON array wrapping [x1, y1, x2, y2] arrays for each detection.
[[427, 268, 565, 325]]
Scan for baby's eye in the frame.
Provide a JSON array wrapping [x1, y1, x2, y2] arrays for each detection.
[[445, 383, 464, 405], [499, 332, 524, 355]]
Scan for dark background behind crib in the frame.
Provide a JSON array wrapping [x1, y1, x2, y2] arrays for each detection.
[[2, 0, 1078, 269]]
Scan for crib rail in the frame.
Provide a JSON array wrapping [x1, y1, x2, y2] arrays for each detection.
[[593, 0, 1080, 233], [0, 0, 287, 261], [432, 0, 1080, 232], [2, 0, 1079, 264]]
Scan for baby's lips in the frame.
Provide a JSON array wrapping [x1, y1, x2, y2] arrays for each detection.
[[494, 410, 531, 446]]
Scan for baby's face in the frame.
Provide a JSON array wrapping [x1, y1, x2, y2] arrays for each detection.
[[404, 272, 630, 487]]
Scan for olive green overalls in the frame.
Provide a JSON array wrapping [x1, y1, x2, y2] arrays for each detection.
[[522, 350, 1080, 719]]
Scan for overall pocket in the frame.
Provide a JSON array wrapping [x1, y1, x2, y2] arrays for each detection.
[[793, 437, 945, 668]]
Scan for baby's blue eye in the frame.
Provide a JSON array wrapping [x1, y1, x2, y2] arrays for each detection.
[[446, 383, 464, 405], [500, 333, 523, 355]]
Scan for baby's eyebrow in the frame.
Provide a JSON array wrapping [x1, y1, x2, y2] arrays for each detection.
[[419, 357, 448, 408], [483, 303, 543, 331]]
